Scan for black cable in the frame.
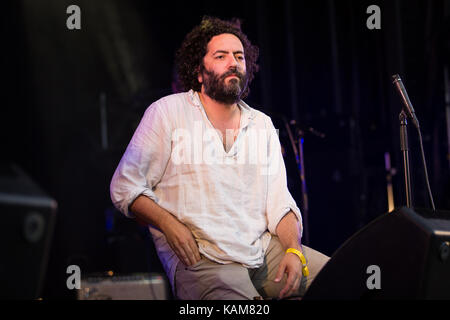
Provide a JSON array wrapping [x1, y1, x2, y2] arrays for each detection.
[[416, 127, 436, 212]]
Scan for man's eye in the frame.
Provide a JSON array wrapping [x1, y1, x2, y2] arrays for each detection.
[[237, 56, 245, 61], [216, 56, 224, 59]]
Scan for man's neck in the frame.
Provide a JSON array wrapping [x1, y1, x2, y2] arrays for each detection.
[[198, 90, 239, 123]]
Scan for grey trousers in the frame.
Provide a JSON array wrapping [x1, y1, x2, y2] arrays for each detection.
[[174, 236, 330, 300]]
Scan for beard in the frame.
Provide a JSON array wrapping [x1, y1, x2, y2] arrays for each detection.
[[200, 66, 248, 105]]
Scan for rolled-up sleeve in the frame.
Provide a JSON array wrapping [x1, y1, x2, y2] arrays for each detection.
[[264, 117, 303, 237], [110, 101, 172, 218]]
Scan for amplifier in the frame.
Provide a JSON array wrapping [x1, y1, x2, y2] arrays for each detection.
[[77, 273, 169, 300]]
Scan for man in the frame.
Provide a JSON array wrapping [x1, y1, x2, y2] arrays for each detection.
[[110, 16, 329, 300]]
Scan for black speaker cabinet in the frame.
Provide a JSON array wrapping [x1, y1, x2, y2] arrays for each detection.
[[0, 163, 57, 299], [303, 207, 450, 300]]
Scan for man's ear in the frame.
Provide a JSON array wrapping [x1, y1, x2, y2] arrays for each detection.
[[197, 66, 203, 84]]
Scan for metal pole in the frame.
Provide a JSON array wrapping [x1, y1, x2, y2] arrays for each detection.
[[284, 120, 310, 245], [297, 134, 310, 245], [399, 111, 413, 208], [445, 66, 450, 170]]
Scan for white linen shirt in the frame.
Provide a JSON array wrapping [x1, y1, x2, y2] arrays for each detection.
[[110, 90, 302, 291]]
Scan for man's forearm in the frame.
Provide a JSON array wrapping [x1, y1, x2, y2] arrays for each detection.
[[275, 211, 302, 251], [129, 194, 176, 232]]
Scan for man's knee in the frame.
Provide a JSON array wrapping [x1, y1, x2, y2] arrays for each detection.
[[302, 246, 330, 289]]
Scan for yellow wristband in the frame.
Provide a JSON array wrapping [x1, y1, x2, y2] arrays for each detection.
[[286, 248, 310, 277]]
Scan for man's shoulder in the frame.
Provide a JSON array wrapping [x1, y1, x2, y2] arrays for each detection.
[[151, 91, 191, 108], [251, 107, 271, 121], [145, 91, 195, 117], [239, 100, 273, 124]]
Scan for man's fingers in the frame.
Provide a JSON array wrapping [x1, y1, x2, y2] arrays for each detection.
[[167, 228, 200, 266], [186, 236, 201, 262], [173, 246, 190, 266], [191, 242, 201, 262], [182, 242, 200, 266], [278, 280, 292, 299], [287, 275, 301, 297], [164, 219, 200, 266], [279, 269, 297, 299], [180, 243, 193, 265], [274, 262, 286, 282], [186, 236, 201, 264]]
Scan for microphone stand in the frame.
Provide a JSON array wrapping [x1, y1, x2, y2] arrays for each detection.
[[284, 120, 325, 246], [392, 74, 436, 212], [263, 109, 325, 245], [399, 110, 413, 208], [284, 120, 310, 245]]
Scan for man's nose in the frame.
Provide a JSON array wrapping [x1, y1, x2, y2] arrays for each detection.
[[227, 55, 239, 68]]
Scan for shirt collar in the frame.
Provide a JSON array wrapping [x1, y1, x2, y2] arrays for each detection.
[[188, 89, 256, 125]]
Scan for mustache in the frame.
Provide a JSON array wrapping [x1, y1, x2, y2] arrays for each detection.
[[220, 68, 246, 82]]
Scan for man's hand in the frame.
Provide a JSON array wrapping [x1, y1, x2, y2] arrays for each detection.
[[160, 215, 201, 266], [274, 251, 303, 299], [274, 211, 303, 299], [129, 195, 201, 267]]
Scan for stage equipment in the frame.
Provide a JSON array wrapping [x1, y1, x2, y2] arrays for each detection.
[[0, 163, 57, 299], [303, 207, 450, 299], [392, 74, 436, 211], [77, 272, 169, 300]]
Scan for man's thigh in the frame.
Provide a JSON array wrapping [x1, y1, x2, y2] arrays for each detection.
[[250, 236, 330, 299], [175, 257, 261, 300]]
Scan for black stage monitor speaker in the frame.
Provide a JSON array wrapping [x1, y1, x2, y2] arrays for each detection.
[[0, 163, 57, 299], [303, 207, 450, 300]]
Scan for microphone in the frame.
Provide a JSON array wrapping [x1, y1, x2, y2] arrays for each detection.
[[392, 74, 420, 129]]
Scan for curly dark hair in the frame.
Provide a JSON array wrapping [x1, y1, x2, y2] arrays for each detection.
[[175, 16, 259, 99]]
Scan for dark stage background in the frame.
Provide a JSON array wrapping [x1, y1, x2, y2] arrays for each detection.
[[2, 0, 450, 299]]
